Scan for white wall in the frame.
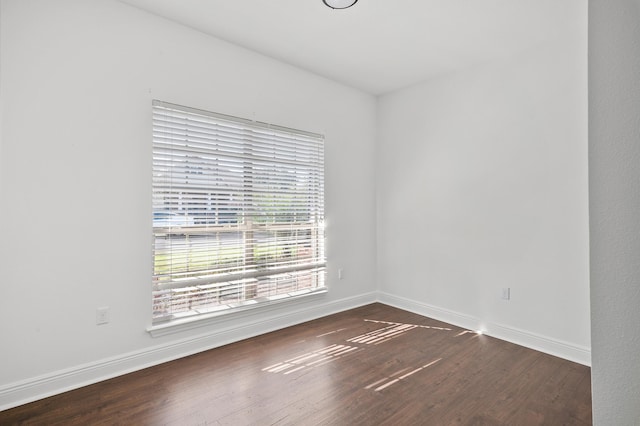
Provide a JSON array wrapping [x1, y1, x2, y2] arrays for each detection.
[[0, 0, 377, 408], [376, 5, 590, 364], [589, 0, 640, 423]]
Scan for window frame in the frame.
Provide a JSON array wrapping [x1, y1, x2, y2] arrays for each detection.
[[150, 100, 327, 330]]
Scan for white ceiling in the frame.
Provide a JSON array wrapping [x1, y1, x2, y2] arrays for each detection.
[[119, 0, 581, 95]]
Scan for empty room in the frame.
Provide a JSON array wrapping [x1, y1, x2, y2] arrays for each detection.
[[0, 0, 638, 424]]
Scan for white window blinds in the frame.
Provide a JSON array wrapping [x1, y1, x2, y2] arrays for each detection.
[[152, 100, 326, 324]]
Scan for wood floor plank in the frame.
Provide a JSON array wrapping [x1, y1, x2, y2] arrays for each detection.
[[0, 303, 592, 425]]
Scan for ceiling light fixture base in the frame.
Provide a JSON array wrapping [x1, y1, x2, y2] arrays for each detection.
[[323, 0, 358, 9]]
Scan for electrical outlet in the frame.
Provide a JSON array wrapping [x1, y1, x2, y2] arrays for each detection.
[[501, 288, 511, 301], [96, 307, 110, 325]]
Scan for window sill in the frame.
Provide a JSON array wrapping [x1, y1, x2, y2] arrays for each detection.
[[146, 287, 328, 338]]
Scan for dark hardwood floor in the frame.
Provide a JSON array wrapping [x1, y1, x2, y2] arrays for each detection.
[[0, 303, 592, 425]]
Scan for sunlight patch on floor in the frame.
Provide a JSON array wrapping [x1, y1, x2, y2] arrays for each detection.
[[366, 358, 443, 392], [263, 318, 458, 381], [262, 344, 362, 375]]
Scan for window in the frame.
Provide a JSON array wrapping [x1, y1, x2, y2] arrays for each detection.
[[152, 101, 326, 324]]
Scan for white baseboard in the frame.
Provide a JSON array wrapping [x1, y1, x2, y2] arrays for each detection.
[[0, 292, 377, 412], [0, 290, 591, 411], [377, 292, 591, 367]]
